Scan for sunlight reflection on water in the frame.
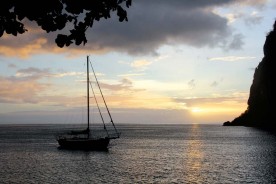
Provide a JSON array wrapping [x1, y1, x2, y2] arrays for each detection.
[[185, 125, 204, 183]]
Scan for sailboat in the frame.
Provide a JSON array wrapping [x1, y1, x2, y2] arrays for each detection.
[[57, 56, 120, 150]]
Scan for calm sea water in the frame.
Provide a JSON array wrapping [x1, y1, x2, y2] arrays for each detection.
[[0, 124, 276, 184]]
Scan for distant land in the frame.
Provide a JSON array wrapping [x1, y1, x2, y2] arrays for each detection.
[[223, 20, 276, 129]]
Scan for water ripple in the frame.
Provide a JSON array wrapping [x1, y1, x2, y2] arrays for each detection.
[[0, 124, 276, 183]]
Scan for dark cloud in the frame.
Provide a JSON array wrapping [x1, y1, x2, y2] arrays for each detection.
[[226, 33, 244, 50], [0, 0, 267, 57], [84, 0, 266, 55], [86, 1, 230, 55]]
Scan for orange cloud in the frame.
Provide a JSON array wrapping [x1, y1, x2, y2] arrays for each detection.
[[131, 59, 152, 68], [0, 31, 110, 58], [0, 76, 48, 103], [0, 38, 47, 58]]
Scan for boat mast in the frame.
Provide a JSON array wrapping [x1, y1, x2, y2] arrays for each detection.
[[87, 56, 90, 132]]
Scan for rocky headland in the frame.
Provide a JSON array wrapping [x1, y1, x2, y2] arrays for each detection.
[[223, 20, 276, 129]]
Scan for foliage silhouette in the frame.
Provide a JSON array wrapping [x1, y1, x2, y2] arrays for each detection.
[[0, 0, 131, 47]]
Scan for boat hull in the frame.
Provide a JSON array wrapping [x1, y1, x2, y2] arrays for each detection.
[[57, 137, 110, 150]]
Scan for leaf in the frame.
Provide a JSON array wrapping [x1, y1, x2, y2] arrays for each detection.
[[55, 34, 67, 48], [126, 0, 132, 8], [0, 29, 3, 37]]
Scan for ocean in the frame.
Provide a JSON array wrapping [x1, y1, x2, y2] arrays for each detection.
[[0, 124, 275, 184]]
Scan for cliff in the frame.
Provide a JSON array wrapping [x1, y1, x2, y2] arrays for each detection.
[[223, 20, 276, 128]]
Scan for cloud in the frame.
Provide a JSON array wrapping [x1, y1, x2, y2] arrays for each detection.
[[0, 75, 48, 103], [0, 0, 267, 57], [0, 38, 48, 58], [210, 81, 219, 87], [210, 78, 224, 87], [121, 78, 132, 85], [0, 34, 96, 58], [208, 56, 255, 61], [236, 0, 267, 8], [223, 13, 242, 24], [174, 91, 249, 106], [15, 67, 50, 79], [131, 59, 152, 68], [87, 1, 231, 55], [175, 96, 246, 106], [173, 93, 248, 117], [15, 67, 84, 79], [68, 92, 250, 124], [227, 33, 244, 50], [213, 4, 264, 26], [8, 64, 17, 68], [52, 71, 84, 78], [244, 11, 263, 26], [96, 78, 144, 93], [188, 79, 196, 89], [0, 67, 187, 111], [117, 73, 145, 77], [130, 59, 152, 71], [0, 67, 85, 104]]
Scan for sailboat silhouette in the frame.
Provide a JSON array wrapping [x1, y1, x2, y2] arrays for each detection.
[[57, 56, 120, 150]]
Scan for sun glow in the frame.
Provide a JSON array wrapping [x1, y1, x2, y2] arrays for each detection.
[[191, 107, 203, 113], [190, 106, 245, 114]]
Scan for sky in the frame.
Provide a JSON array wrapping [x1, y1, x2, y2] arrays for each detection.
[[0, 0, 276, 124]]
